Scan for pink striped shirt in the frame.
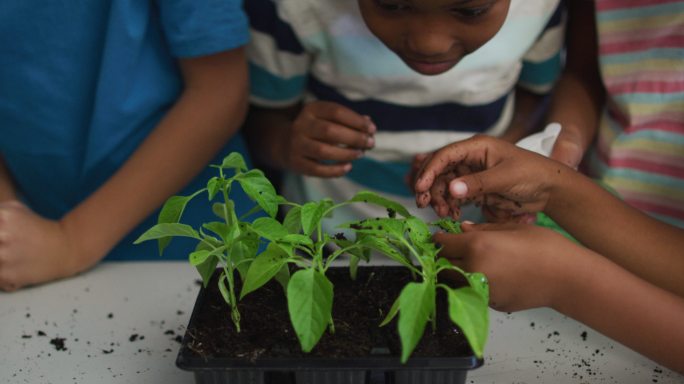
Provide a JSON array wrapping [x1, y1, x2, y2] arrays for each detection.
[[587, 0, 684, 227]]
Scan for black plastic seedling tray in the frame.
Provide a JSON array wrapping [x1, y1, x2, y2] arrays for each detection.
[[176, 267, 482, 384]]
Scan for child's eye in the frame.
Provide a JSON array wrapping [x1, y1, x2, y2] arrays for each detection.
[[451, 6, 491, 19], [373, 0, 412, 12]]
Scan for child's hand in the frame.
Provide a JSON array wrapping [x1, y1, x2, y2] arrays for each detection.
[[409, 151, 476, 219], [0, 201, 83, 291], [549, 126, 585, 169], [283, 101, 376, 177], [405, 153, 429, 193], [435, 222, 581, 312], [414, 135, 559, 219]]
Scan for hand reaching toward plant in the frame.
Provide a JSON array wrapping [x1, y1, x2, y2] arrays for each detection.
[[435, 221, 684, 373], [407, 149, 533, 224], [414, 135, 557, 219], [273, 101, 376, 178], [0, 201, 86, 291], [414, 135, 684, 297], [435, 222, 581, 312], [405, 153, 429, 193]]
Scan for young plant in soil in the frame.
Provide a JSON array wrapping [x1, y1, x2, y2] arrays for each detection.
[[134, 152, 281, 332], [340, 216, 489, 362], [239, 190, 423, 354], [134, 152, 490, 363]]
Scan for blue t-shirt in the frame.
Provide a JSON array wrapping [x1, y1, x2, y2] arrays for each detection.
[[0, 1, 253, 260]]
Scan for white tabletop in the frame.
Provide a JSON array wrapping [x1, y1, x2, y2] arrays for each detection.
[[1, 261, 681, 384]]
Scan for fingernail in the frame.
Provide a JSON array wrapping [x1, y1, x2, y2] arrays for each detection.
[[343, 163, 352, 172], [364, 115, 377, 134], [366, 136, 375, 148], [450, 180, 468, 197]]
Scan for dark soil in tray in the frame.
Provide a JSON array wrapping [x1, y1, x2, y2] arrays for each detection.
[[183, 266, 473, 361]]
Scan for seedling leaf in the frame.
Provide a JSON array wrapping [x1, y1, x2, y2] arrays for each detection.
[[432, 218, 462, 234], [206, 177, 221, 201], [467, 272, 490, 302], [241, 243, 290, 299], [251, 217, 288, 241], [287, 269, 334, 353], [300, 200, 333, 236], [189, 249, 211, 266], [202, 221, 231, 242], [220, 152, 248, 172], [134, 223, 200, 255], [193, 241, 220, 288], [398, 281, 435, 363], [445, 286, 489, 358], [282, 206, 303, 234], [349, 191, 411, 218], [405, 216, 432, 247], [279, 234, 314, 249], [357, 236, 413, 268], [274, 264, 291, 292], [379, 295, 400, 327], [156, 195, 194, 254], [236, 170, 279, 218], [211, 202, 233, 221]]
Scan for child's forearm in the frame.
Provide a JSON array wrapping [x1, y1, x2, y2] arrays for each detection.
[[498, 87, 545, 143], [544, 0, 604, 165], [60, 49, 249, 271], [546, 168, 684, 297], [0, 155, 18, 202], [554, 247, 684, 373], [546, 71, 603, 148]]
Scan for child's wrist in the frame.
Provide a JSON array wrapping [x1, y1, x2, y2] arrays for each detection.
[[547, 245, 596, 314], [59, 213, 107, 275], [542, 160, 578, 217]]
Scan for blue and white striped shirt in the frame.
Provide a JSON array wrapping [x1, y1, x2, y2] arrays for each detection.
[[247, 0, 565, 229]]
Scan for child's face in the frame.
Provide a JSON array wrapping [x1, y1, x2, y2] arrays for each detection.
[[358, 0, 510, 76]]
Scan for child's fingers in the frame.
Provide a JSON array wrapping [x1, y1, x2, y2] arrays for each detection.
[[488, 194, 537, 216], [430, 195, 450, 218], [447, 197, 462, 220], [428, 174, 453, 217], [307, 102, 376, 135], [416, 191, 432, 209], [447, 164, 514, 201], [299, 137, 363, 163], [414, 146, 469, 194], [307, 119, 374, 150], [481, 205, 514, 223], [412, 154, 436, 207], [433, 232, 470, 262], [291, 156, 352, 178], [460, 221, 520, 233], [550, 136, 583, 169]]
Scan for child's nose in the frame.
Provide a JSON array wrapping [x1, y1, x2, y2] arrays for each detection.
[[406, 31, 455, 57]]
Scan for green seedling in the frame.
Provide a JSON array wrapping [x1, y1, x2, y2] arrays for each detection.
[[341, 216, 489, 362], [239, 190, 414, 353], [134, 153, 281, 332], [134, 152, 489, 362]]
